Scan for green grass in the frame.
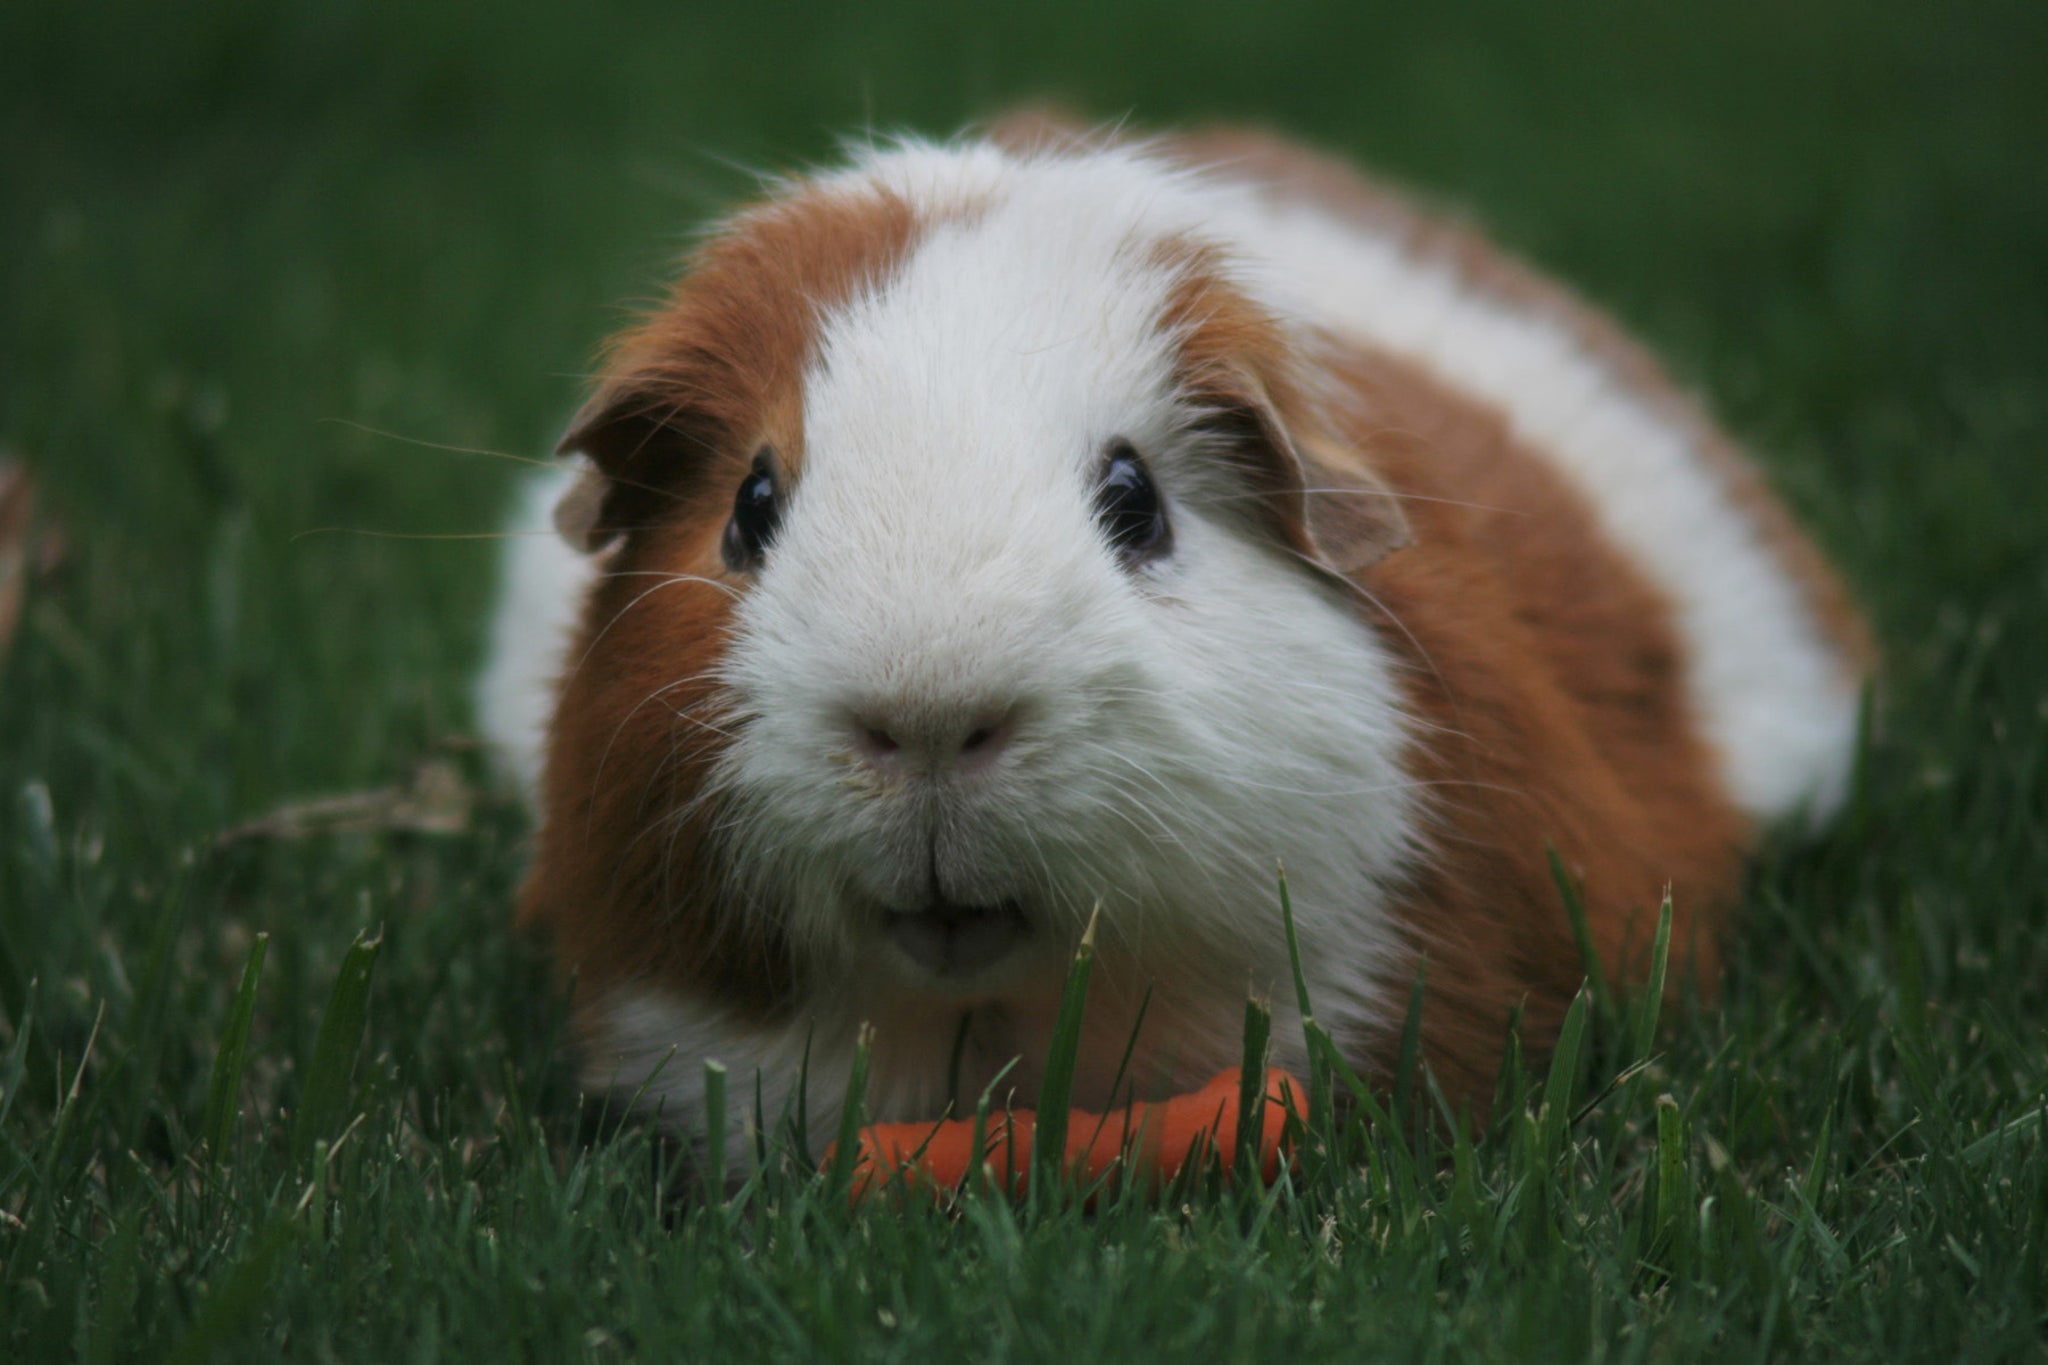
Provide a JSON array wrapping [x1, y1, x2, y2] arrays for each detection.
[[4, 1, 2046, 1359]]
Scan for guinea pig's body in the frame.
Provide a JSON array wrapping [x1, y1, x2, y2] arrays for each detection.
[[479, 121, 1869, 1147]]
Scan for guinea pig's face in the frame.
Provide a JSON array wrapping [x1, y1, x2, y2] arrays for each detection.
[[722, 215, 1203, 987], [548, 147, 1416, 1030]]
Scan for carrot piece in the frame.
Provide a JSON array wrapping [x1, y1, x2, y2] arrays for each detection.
[[831, 1066, 1305, 1202]]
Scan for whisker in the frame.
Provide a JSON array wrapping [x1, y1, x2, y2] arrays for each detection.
[[594, 569, 744, 601], [316, 418, 559, 470], [566, 576, 735, 684], [292, 527, 562, 543], [1203, 486, 1526, 516], [588, 672, 730, 811], [320, 416, 691, 509]]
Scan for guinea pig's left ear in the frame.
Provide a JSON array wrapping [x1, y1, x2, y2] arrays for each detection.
[[1201, 368, 1413, 578], [1291, 428, 1414, 575]]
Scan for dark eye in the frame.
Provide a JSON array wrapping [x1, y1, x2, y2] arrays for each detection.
[[721, 448, 781, 571], [1093, 441, 1170, 565]]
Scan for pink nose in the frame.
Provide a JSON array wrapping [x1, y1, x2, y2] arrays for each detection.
[[851, 702, 1020, 774]]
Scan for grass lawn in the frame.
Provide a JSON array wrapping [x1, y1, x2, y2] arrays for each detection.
[[4, 1, 2045, 1358]]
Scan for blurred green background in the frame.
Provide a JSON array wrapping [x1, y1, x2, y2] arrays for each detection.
[[3, 2, 2045, 1358]]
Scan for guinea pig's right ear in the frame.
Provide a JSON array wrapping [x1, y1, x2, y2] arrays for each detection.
[[548, 457, 611, 555], [549, 381, 716, 554], [548, 387, 630, 554]]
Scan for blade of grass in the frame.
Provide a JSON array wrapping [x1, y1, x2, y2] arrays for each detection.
[[965, 1056, 1021, 1198], [1653, 1093, 1686, 1269], [824, 1023, 873, 1201], [752, 1069, 770, 1170], [1549, 846, 1614, 1023], [1275, 865, 1335, 1147], [1538, 985, 1590, 1167], [1276, 865, 1314, 1022], [1630, 892, 1674, 1064], [1959, 1102, 2045, 1167], [702, 1060, 727, 1195], [202, 931, 268, 1167], [291, 928, 382, 1168], [0, 975, 39, 1135], [39, 1001, 104, 1193], [791, 1029, 815, 1167], [1066, 984, 1160, 1203], [596, 1043, 677, 1143], [1449, 1115, 1484, 1244], [1031, 907, 1099, 1201], [1277, 871, 1416, 1186], [1704, 1134, 1772, 1298], [1800, 1105, 1835, 1210], [1235, 995, 1272, 1180], [1100, 984, 1153, 1133], [965, 1085, 995, 1199], [0, 929, 54, 1111], [1393, 961, 1426, 1137]]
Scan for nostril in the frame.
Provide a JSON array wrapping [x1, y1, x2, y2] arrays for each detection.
[[853, 723, 901, 764], [956, 707, 1017, 769]]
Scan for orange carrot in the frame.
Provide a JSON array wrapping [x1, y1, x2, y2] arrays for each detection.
[[830, 1066, 1306, 1202]]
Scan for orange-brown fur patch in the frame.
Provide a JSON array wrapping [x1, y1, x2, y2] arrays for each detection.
[[521, 186, 922, 1023], [1334, 343, 1751, 1102]]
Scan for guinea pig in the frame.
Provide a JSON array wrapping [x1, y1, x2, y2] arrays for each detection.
[[477, 115, 1871, 1151]]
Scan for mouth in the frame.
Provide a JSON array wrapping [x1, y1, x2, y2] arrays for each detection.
[[883, 900, 1031, 978]]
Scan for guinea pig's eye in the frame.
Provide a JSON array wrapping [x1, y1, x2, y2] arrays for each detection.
[[1093, 440, 1171, 566], [721, 448, 782, 571]]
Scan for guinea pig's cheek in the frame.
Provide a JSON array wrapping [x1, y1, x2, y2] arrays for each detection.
[[699, 698, 903, 942]]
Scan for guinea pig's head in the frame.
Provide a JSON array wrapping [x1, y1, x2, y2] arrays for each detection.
[[522, 140, 1420, 1111]]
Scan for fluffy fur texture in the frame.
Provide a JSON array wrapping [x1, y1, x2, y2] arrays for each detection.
[[478, 120, 1867, 1150]]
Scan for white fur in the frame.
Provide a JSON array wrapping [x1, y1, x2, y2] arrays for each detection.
[[475, 466, 593, 801], [483, 134, 1863, 1139]]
